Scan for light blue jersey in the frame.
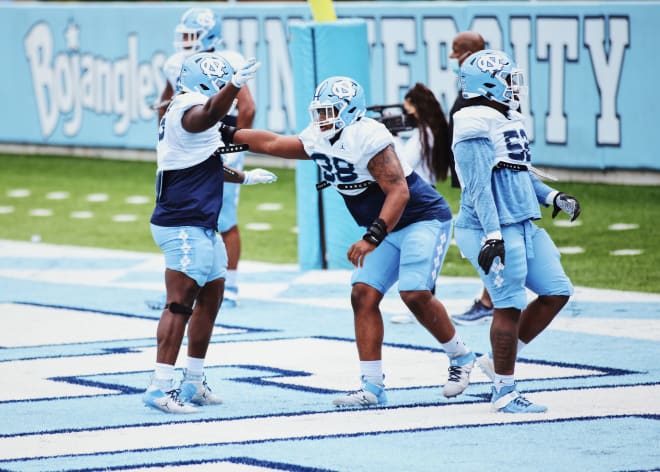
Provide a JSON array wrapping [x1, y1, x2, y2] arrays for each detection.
[[451, 104, 572, 309], [452, 106, 555, 235]]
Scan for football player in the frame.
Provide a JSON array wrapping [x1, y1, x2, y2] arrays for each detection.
[[144, 52, 275, 414], [153, 7, 255, 309], [452, 49, 581, 413], [220, 76, 478, 407]]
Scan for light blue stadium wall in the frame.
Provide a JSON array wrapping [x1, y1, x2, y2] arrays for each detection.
[[1, 1, 657, 172], [0, 1, 657, 269]]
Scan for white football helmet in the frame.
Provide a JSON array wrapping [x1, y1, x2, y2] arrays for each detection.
[[173, 7, 223, 54], [309, 76, 366, 138]]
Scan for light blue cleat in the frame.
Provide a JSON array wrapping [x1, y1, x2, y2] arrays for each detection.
[[179, 371, 223, 406], [143, 387, 198, 414], [491, 384, 547, 413], [333, 376, 387, 407]]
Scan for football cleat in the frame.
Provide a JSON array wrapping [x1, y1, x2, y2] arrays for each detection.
[[451, 299, 493, 325], [491, 384, 547, 413], [179, 371, 223, 406], [143, 387, 198, 414], [477, 353, 495, 381], [333, 376, 387, 407], [442, 352, 477, 398]]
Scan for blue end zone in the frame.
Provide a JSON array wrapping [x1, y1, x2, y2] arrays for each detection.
[[0, 240, 658, 471]]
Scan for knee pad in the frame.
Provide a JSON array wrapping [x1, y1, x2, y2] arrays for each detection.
[[165, 302, 193, 316]]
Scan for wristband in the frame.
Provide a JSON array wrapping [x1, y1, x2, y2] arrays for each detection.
[[362, 218, 388, 246]]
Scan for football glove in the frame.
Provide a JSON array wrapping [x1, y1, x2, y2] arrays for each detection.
[[478, 238, 505, 275], [552, 192, 581, 222], [231, 57, 260, 88], [243, 168, 277, 185]]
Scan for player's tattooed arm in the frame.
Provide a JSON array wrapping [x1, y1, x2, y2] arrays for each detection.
[[367, 144, 409, 232]]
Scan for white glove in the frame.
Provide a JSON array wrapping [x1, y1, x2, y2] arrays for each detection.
[[231, 58, 260, 88], [243, 168, 277, 185]]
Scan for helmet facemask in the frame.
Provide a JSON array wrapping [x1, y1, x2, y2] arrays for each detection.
[[309, 102, 346, 138]]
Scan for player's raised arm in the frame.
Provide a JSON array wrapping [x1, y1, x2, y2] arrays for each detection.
[[182, 57, 260, 133]]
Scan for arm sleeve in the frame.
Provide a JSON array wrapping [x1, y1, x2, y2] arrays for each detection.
[[530, 173, 558, 207], [454, 137, 501, 235]]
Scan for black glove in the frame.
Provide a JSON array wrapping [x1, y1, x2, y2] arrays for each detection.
[[219, 122, 239, 144], [552, 192, 581, 222], [478, 239, 505, 275]]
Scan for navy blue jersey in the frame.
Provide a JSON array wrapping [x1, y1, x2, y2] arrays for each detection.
[[342, 171, 452, 230], [151, 155, 224, 229]]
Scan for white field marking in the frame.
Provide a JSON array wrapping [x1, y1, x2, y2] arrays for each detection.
[[28, 208, 53, 217], [2, 385, 657, 461], [46, 191, 70, 200], [0, 303, 243, 349], [7, 188, 30, 197], [112, 214, 138, 222], [610, 249, 642, 256], [608, 223, 639, 231], [558, 246, 585, 254], [0, 336, 595, 402], [552, 219, 582, 227], [245, 222, 272, 231], [549, 317, 660, 341], [0, 239, 159, 259], [125, 195, 150, 204], [571, 285, 660, 302], [70, 211, 94, 219], [0, 205, 15, 214], [86, 193, 109, 202], [290, 226, 298, 233], [256, 202, 283, 211]]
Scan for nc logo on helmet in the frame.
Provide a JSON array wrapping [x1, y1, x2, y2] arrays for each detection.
[[200, 57, 229, 79], [331, 79, 357, 100], [476, 53, 508, 74], [195, 11, 215, 28]]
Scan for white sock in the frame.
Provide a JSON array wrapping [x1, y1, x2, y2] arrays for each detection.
[[492, 374, 515, 393], [152, 363, 175, 390], [226, 270, 238, 289], [360, 360, 383, 385], [441, 332, 470, 358], [186, 356, 205, 379]]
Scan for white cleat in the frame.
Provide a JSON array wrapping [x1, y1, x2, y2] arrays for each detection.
[[477, 353, 495, 381], [442, 352, 477, 398]]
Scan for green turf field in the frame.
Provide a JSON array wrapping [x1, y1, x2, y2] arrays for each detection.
[[0, 153, 657, 293]]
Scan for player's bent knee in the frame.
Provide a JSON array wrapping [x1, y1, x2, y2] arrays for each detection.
[[165, 302, 193, 316]]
